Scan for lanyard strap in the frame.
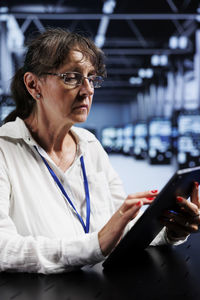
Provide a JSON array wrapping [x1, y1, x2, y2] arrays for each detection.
[[34, 146, 90, 233]]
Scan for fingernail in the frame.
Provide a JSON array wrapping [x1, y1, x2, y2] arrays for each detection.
[[177, 196, 183, 203], [195, 182, 199, 188], [151, 190, 158, 193], [146, 197, 155, 200], [136, 201, 141, 206]]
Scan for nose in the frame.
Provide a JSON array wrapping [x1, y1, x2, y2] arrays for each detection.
[[79, 77, 94, 96]]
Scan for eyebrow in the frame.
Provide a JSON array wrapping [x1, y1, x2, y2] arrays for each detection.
[[63, 66, 96, 74]]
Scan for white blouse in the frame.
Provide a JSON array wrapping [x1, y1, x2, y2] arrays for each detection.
[[0, 117, 175, 274]]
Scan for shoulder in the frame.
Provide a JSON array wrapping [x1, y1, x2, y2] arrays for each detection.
[[0, 121, 16, 137], [0, 118, 28, 140]]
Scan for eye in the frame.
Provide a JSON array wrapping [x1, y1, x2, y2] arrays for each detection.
[[62, 73, 79, 85], [65, 73, 76, 79]]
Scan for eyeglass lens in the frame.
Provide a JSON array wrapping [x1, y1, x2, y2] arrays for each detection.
[[63, 73, 103, 88]]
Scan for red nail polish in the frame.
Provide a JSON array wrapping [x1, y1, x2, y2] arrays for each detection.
[[151, 190, 158, 193], [146, 197, 155, 200], [136, 201, 141, 206], [177, 196, 183, 203], [195, 182, 199, 188]]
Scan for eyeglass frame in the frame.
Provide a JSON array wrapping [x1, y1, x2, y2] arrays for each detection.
[[42, 71, 104, 88]]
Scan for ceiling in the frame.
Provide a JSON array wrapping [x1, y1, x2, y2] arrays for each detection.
[[1, 0, 200, 103]]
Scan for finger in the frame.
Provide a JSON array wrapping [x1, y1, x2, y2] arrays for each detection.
[[125, 197, 155, 205], [164, 210, 200, 225], [126, 190, 158, 199], [122, 197, 155, 220], [161, 218, 193, 236], [118, 199, 143, 221], [121, 194, 157, 222], [143, 197, 156, 204], [162, 210, 200, 231], [176, 196, 200, 217], [191, 182, 200, 209]]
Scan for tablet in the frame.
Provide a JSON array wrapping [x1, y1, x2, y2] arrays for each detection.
[[103, 165, 200, 270]]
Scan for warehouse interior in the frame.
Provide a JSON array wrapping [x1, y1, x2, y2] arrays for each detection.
[[1, 0, 200, 194]]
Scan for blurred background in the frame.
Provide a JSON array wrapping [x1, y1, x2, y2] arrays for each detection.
[[1, 0, 200, 195]]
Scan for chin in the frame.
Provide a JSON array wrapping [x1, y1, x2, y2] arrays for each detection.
[[74, 111, 89, 122], [73, 115, 88, 124]]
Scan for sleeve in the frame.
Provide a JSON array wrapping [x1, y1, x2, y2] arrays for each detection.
[[0, 161, 105, 274], [150, 227, 188, 246]]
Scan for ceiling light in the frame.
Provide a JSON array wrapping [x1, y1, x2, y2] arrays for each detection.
[[103, 0, 116, 14], [151, 55, 159, 66], [7, 15, 24, 50], [179, 36, 188, 49], [0, 7, 8, 13], [129, 77, 142, 85], [146, 68, 153, 78], [95, 35, 105, 48], [169, 36, 188, 49], [160, 55, 168, 66], [138, 69, 153, 79], [138, 69, 146, 78], [169, 36, 178, 49]]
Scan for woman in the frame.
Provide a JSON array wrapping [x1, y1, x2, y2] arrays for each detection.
[[0, 28, 199, 274]]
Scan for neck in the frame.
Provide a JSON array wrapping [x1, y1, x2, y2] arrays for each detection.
[[24, 112, 74, 154]]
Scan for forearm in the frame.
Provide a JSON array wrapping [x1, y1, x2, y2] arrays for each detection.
[[0, 231, 104, 274]]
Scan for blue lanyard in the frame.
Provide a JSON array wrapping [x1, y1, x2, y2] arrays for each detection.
[[34, 146, 90, 233]]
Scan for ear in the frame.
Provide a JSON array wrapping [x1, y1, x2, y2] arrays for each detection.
[[23, 72, 41, 100]]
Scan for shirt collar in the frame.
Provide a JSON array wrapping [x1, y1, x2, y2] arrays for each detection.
[[0, 117, 96, 153], [0, 117, 35, 145]]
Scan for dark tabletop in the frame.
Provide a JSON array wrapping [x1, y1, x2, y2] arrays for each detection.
[[1, 233, 200, 300]]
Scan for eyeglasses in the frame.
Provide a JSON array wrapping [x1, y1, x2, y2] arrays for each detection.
[[44, 71, 103, 88]]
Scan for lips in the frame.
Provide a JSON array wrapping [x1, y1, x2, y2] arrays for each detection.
[[73, 104, 88, 110]]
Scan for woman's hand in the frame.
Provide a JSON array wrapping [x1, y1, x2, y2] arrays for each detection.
[[162, 182, 200, 242], [98, 190, 158, 256]]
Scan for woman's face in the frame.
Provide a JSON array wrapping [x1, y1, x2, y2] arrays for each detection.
[[37, 50, 95, 126]]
